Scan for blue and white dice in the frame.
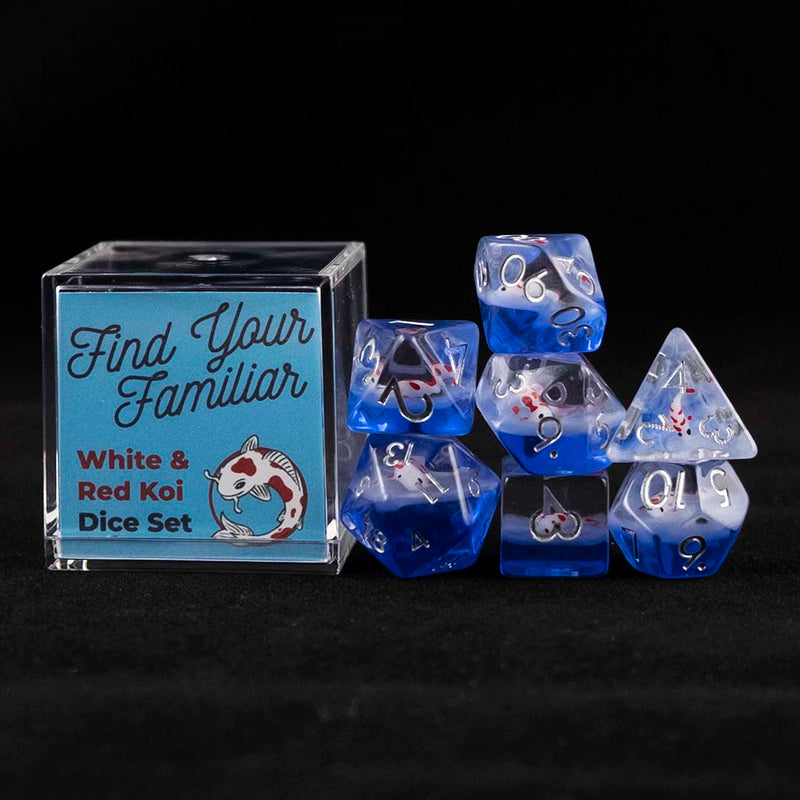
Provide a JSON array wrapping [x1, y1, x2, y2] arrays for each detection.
[[476, 353, 624, 476], [474, 234, 606, 354], [340, 435, 500, 578], [347, 319, 479, 436]]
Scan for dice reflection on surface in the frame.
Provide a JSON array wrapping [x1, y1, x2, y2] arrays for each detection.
[[609, 461, 749, 578], [347, 319, 479, 435], [476, 353, 624, 475], [340, 435, 500, 577], [500, 458, 609, 577], [474, 234, 606, 354]]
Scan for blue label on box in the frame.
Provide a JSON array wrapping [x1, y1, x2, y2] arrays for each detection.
[[56, 290, 329, 562]]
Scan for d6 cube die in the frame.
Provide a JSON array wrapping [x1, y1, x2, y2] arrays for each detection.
[[474, 234, 606, 354], [347, 319, 479, 435], [501, 458, 609, 577], [340, 435, 500, 578], [476, 353, 625, 475], [609, 461, 749, 578]]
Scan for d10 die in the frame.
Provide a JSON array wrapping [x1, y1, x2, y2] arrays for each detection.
[[476, 353, 625, 475], [347, 319, 479, 435], [340, 434, 500, 578], [474, 234, 606, 354], [501, 458, 609, 577], [609, 461, 749, 578]]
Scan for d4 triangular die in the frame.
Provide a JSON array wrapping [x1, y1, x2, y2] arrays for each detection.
[[608, 328, 757, 463]]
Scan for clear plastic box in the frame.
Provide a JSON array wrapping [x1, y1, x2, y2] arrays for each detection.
[[42, 241, 367, 572]]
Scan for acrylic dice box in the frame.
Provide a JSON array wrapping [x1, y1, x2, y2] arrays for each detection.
[[42, 241, 366, 572]]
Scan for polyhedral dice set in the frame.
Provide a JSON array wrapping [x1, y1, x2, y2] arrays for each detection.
[[42, 238, 756, 577], [341, 234, 757, 579]]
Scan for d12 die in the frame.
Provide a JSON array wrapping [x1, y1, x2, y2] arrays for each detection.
[[608, 328, 757, 463], [474, 234, 606, 354], [501, 457, 609, 577], [476, 353, 625, 475], [609, 461, 749, 578], [347, 319, 479, 435], [340, 434, 500, 578]]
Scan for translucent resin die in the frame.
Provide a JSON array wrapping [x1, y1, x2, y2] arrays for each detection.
[[474, 234, 606, 354], [340, 434, 500, 578], [609, 460, 749, 578], [501, 457, 609, 577], [608, 328, 757, 463], [476, 353, 625, 475], [347, 319, 479, 435]]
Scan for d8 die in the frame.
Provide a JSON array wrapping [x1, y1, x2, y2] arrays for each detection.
[[474, 234, 605, 354], [340, 435, 500, 578], [347, 319, 479, 435], [501, 458, 609, 577], [476, 353, 625, 475], [609, 461, 749, 578]]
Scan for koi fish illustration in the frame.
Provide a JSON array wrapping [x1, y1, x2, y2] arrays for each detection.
[[532, 511, 580, 540], [204, 435, 307, 540], [362, 333, 464, 412], [668, 388, 694, 436], [530, 486, 581, 541], [362, 355, 460, 424], [387, 457, 449, 499], [508, 382, 554, 422], [364, 360, 458, 395], [637, 387, 696, 442]]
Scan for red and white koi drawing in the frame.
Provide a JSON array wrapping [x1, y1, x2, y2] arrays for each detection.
[[638, 387, 696, 441], [205, 435, 308, 540], [533, 511, 573, 538], [365, 360, 457, 395], [531, 486, 581, 541], [381, 459, 449, 506], [363, 357, 461, 423], [668, 388, 694, 436], [507, 382, 554, 423]]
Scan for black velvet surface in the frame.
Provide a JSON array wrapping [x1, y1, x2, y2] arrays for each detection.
[[2, 353, 798, 798]]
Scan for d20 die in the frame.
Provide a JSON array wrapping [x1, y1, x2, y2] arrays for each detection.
[[347, 319, 479, 435], [501, 458, 609, 577], [339, 434, 500, 578], [476, 353, 625, 475], [609, 461, 749, 578], [608, 328, 757, 463], [474, 233, 606, 354]]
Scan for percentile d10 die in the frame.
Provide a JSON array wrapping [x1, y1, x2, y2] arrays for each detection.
[[474, 234, 606, 354]]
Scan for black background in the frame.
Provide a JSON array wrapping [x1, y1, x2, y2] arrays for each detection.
[[2, 2, 799, 798]]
